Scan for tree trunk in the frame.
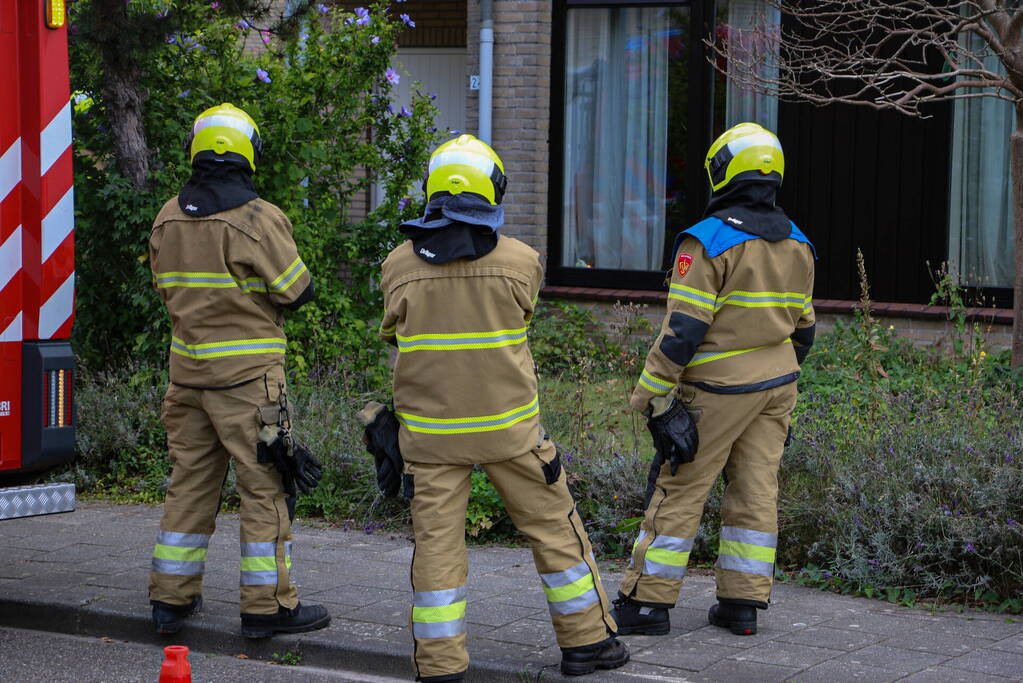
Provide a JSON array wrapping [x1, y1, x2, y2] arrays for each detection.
[[93, 0, 151, 190], [1013, 106, 1023, 368]]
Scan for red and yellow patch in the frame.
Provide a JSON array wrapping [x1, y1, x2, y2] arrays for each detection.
[[677, 252, 694, 278]]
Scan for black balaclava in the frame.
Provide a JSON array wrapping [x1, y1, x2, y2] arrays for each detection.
[[398, 193, 504, 265], [178, 152, 258, 217], [703, 176, 792, 242]]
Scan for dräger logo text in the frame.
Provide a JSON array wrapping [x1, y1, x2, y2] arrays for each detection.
[[0, 400, 11, 417]]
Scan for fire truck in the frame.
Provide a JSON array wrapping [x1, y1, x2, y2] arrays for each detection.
[[0, 0, 76, 519]]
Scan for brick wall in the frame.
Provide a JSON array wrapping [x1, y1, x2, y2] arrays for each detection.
[[467, 1, 553, 260]]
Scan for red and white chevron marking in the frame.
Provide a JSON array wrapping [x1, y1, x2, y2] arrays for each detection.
[[36, 100, 74, 340], [0, 134, 22, 343]]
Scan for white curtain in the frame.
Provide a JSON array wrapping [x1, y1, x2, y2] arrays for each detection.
[[562, 8, 670, 270], [725, 0, 780, 130], [948, 35, 1014, 288]]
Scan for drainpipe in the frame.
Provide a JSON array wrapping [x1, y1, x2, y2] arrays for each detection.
[[479, 0, 494, 144]]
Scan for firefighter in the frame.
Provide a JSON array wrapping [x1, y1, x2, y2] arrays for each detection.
[[377, 135, 629, 680], [611, 123, 816, 637], [147, 103, 329, 638]]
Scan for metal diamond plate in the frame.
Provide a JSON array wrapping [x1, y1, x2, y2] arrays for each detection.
[[0, 483, 76, 520]]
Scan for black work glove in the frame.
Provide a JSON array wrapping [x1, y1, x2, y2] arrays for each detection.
[[646, 398, 699, 476], [289, 439, 323, 494], [357, 401, 404, 497]]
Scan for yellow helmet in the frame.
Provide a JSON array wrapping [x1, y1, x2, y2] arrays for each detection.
[[189, 103, 262, 171], [705, 122, 784, 193], [425, 134, 507, 205]]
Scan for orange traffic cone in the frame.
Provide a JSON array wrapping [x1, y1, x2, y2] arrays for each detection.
[[159, 645, 191, 683]]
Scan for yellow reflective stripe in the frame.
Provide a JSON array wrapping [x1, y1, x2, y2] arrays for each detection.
[[645, 547, 690, 567], [638, 369, 674, 395], [412, 600, 467, 623], [397, 396, 539, 435], [543, 573, 595, 603], [718, 539, 776, 564], [240, 556, 278, 572], [380, 324, 396, 335], [668, 284, 717, 311], [687, 340, 792, 368], [531, 291, 539, 307], [153, 544, 208, 563], [170, 336, 287, 360], [269, 257, 307, 292], [397, 327, 528, 341]]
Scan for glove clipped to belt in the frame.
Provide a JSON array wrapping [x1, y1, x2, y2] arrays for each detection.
[[356, 401, 404, 497], [646, 395, 699, 476], [257, 424, 323, 496]]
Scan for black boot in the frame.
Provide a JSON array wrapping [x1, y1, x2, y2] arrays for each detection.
[[152, 596, 202, 635], [560, 637, 630, 676], [708, 600, 758, 636], [610, 595, 670, 636], [240, 602, 331, 639]]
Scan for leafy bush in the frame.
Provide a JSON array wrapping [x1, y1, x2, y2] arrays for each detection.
[[69, 2, 437, 384]]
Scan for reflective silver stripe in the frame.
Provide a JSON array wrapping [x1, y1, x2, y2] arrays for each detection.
[[414, 586, 468, 608], [548, 588, 599, 616], [152, 558, 205, 576], [540, 559, 591, 589], [721, 526, 777, 548], [157, 531, 210, 548], [240, 570, 279, 586], [727, 131, 782, 155], [645, 558, 688, 579], [717, 554, 775, 577], [193, 113, 255, 138], [412, 618, 466, 639], [650, 534, 694, 553], [429, 150, 495, 176], [241, 541, 277, 557]]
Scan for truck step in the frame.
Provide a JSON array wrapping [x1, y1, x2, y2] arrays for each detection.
[[0, 483, 76, 520]]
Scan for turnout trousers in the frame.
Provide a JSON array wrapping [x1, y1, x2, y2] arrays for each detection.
[[619, 382, 797, 609], [148, 364, 299, 614], [406, 438, 617, 681]]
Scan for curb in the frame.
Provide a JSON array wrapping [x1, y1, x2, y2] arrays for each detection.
[[0, 598, 558, 682]]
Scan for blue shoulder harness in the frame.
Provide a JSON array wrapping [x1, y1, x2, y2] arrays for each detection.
[[670, 217, 816, 260]]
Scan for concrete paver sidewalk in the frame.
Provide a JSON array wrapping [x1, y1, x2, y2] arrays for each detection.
[[1, 503, 1021, 682]]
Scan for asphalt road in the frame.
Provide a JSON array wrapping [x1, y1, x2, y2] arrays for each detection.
[[0, 626, 406, 683]]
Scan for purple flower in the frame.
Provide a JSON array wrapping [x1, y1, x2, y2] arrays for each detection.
[[256, 68, 272, 83], [236, 19, 251, 29], [260, 30, 271, 45], [355, 7, 370, 26], [1005, 454, 1015, 464], [964, 543, 976, 553], [449, 129, 460, 135], [822, 571, 834, 578], [430, 93, 437, 100], [399, 13, 416, 28], [1008, 519, 1017, 527], [400, 105, 412, 117], [397, 197, 411, 210], [371, 35, 380, 44], [610, 522, 617, 529], [317, 3, 329, 13], [177, 89, 191, 98], [210, 1, 220, 8], [384, 67, 400, 84]]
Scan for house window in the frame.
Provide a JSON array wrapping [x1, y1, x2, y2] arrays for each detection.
[[949, 33, 1015, 290], [559, 5, 690, 273]]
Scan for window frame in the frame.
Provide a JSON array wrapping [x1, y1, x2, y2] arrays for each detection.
[[547, 0, 718, 290]]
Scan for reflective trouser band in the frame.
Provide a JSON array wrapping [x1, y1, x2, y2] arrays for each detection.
[[634, 532, 694, 580], [152, 531, 210, 576], [170, 336, 287, 359], [396, 327, 528, 352], [688, 339, 792, 368], [717, 527, 776, 577], [412, 586, 468, 639], [541, 559, 599, 616], [638, 368, 674, 396], [240, 541, 292, 586], [396, 396, 539, 435]]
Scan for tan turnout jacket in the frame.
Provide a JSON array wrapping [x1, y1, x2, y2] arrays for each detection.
[[150, 198, 312, 388], [631, 229, 815, 412], [379, 235, 544, 464]]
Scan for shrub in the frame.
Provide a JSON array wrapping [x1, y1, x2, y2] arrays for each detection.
[[69, 2, 437, 385]]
